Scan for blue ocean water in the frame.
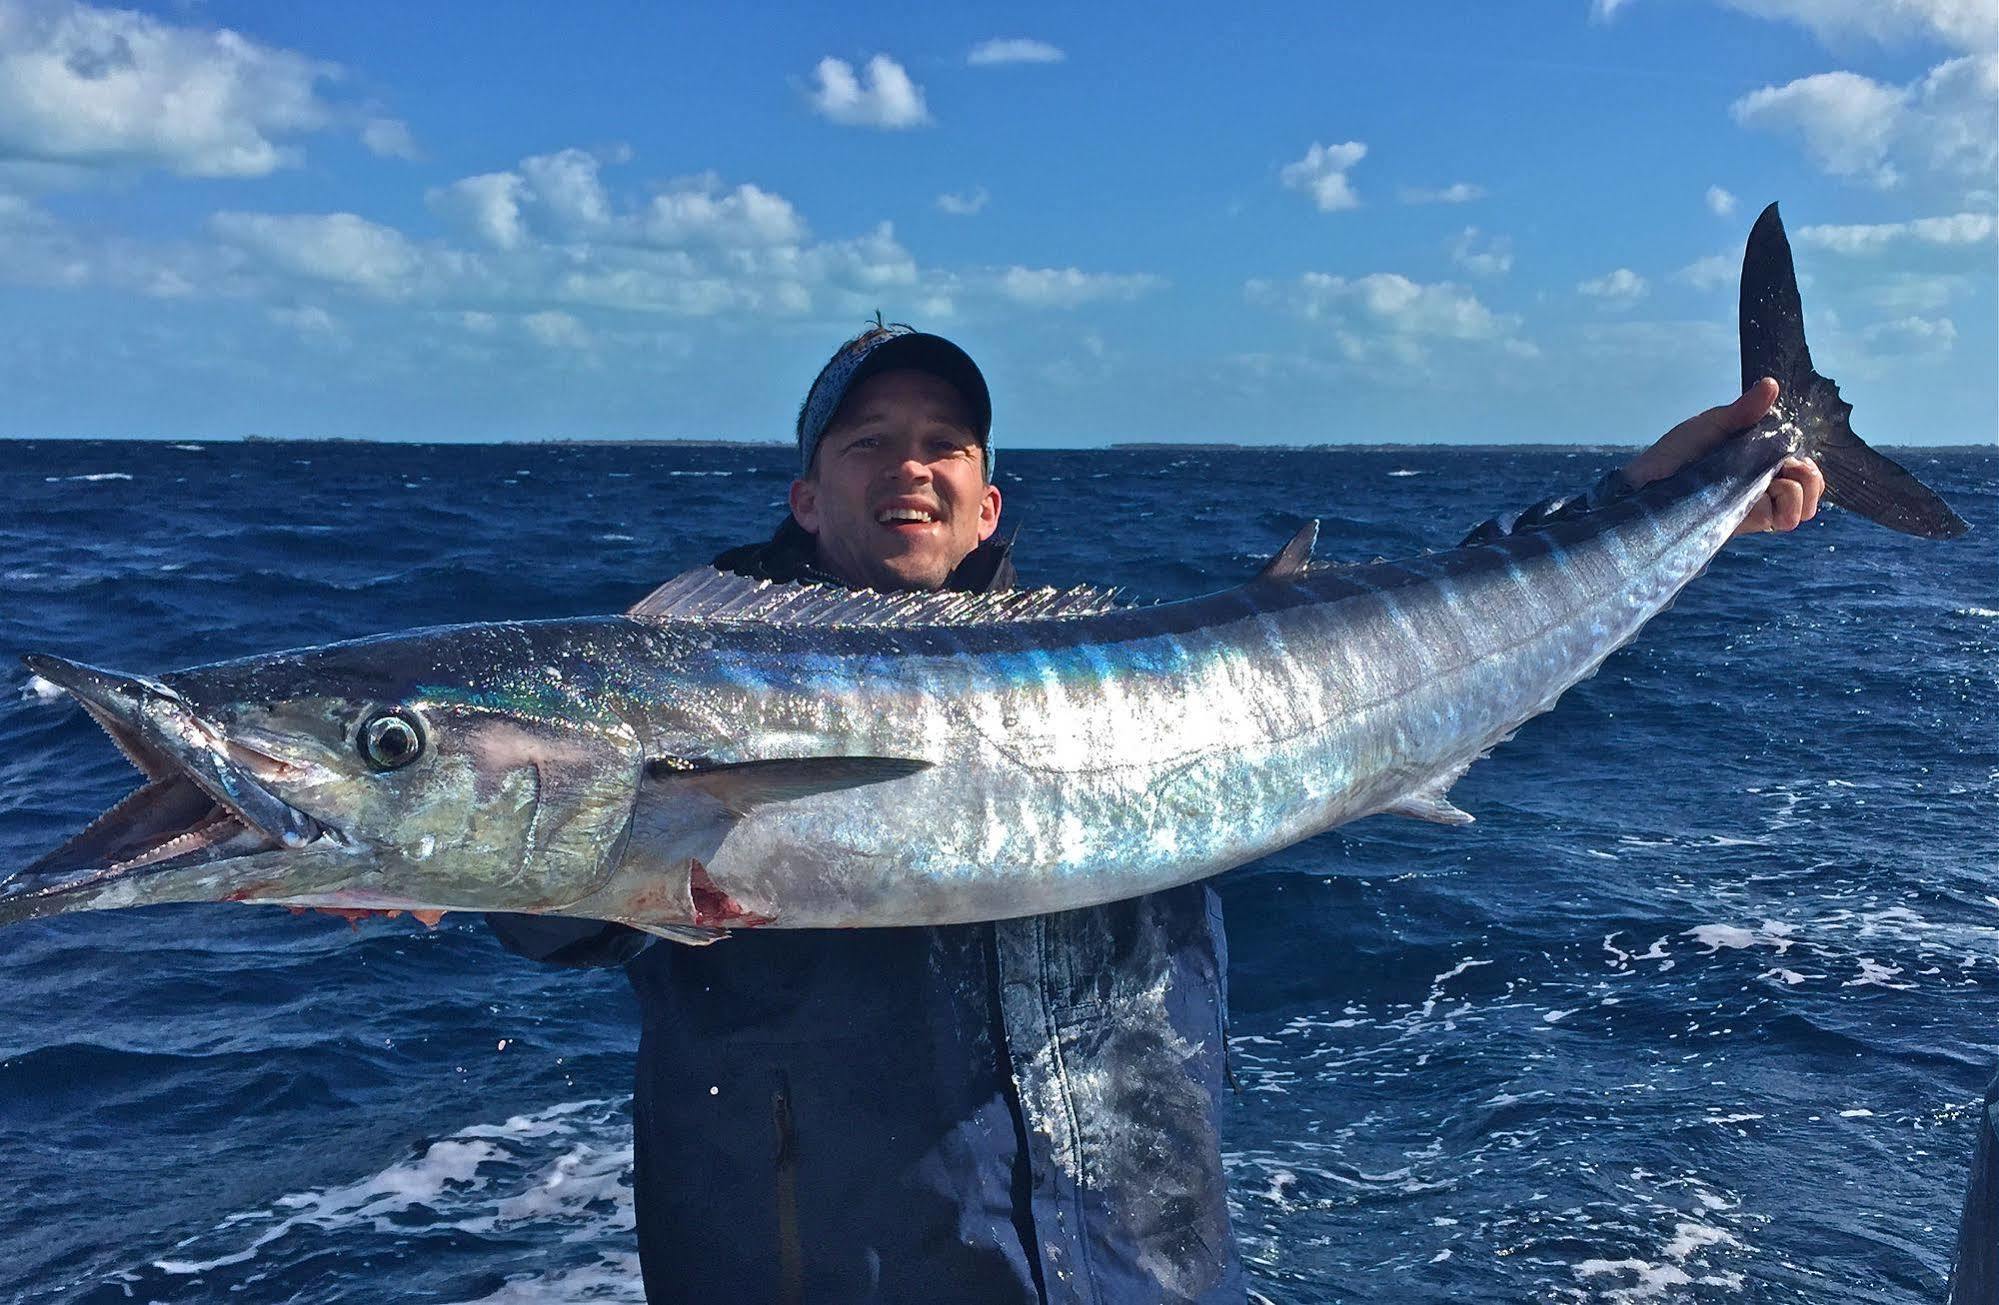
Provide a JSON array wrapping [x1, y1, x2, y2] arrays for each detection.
[[0, 439, 1992, 1304]]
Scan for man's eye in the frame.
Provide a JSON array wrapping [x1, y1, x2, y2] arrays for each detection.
[[844, 434, 880, 451]]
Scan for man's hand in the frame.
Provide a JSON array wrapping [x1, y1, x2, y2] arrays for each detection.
[[1619, 377, 1826, 538]]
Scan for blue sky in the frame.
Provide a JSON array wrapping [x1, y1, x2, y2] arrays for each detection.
[[0, 0, 1991, 446]]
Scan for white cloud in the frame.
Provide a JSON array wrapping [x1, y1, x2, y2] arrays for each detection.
[[1247, 271, 1529, 366], [1449, 227, 1513, 277], [806, 55, 930, 129], [519, 147, 613, 230], [1796, 211, 1996, 251], [997, 266, 1165, 308], [967, 38, 1064, 66], [1861, 314, 1957, 353], [643, 175, 806, 246], [1732, 55, 1997, 190], [360, 116, 419, 160], [1706, 185, 1738, 217], [1280, 140, 1367, 212], [1400, 183, 1485, 205], [0, 0, 336, 179], [1732, 71, 1906, 186], [523, 309, 592, 351], [1678, 254, 1735, 290], [1716, 0, 1996, 56], [209, 211, 422, 296], [936, 186, 989, 216], [429, 170, 529, 250], [1578, 267, 1649, 304]]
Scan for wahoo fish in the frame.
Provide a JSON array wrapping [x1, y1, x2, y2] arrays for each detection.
[[0, 205, 1968, 942]]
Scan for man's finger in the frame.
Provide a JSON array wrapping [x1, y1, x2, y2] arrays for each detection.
[[1768, 477, 1803, 532], [1789, 457, 1825, 521]]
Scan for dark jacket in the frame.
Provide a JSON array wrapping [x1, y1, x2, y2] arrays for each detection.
[[490, 518, 1242, 1304], [1951, 1068, 1999, 1304]]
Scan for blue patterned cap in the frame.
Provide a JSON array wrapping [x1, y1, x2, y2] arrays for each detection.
[[796, 323, 993, 476]]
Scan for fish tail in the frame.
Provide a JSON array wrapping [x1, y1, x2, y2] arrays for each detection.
[[1739, 202, 1969, 540]]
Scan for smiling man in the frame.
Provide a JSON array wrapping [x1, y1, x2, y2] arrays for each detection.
[[490, 320, 1823, 1305]]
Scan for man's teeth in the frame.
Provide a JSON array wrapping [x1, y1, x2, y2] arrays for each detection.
[[877, 508, 937, 524]]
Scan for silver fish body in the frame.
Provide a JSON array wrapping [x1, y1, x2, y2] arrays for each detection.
[[0, 203, 1968, 939]]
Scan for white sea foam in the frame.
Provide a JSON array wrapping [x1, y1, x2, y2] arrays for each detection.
[[23, 673, 61, 701], [1388, 469, 1422, 477], [45, 472, 133, 482], [143, 1098, 638, 1295]]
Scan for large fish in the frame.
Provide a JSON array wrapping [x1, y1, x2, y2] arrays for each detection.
[[0, 205, 1968, 941]]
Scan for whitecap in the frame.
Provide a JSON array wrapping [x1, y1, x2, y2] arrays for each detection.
[[44, 472, 133, 482]]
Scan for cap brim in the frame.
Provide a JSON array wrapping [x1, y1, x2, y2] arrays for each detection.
[[845, 333, 992, 438]]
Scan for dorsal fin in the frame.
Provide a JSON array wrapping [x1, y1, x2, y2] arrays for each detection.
[[1257, 520, 1318, 582], [627, 567, 1124, 627]]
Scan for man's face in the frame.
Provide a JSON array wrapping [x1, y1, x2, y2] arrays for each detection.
[[790, 369, 1001, 592]]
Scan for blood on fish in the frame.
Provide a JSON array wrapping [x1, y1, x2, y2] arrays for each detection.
[[688, 858, 773, 928]]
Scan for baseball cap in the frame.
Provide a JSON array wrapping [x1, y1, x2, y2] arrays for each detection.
[[795, 322, 993, 476]]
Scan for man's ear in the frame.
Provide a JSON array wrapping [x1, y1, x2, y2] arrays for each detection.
[[977, 482, 1002, 542], [788, 477, 820, 533]]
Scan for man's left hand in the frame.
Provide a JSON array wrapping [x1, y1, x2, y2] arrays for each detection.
[[1618, 377, 1826, 538]]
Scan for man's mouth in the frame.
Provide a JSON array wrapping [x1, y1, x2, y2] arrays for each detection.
[[875, 503, 942, 529], [8, 655, 334, 898]]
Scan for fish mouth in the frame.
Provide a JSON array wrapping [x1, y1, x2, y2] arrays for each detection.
[[8, 654, 337, 900]]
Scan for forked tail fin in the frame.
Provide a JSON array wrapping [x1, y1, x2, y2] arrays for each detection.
[[1739, 203, 1969, 540]]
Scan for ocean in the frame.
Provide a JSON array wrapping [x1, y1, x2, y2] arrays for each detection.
[[0, 439, 1992, 1303]]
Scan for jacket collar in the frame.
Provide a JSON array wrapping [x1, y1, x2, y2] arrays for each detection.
[[734, 516, 1016, 595]]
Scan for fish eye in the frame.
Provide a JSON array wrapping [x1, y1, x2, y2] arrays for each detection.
[[359, 712, 424, 771]]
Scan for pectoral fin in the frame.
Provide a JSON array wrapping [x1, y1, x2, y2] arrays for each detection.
[[645, 755, 932, 816], [1386, 786, 1474, 826]]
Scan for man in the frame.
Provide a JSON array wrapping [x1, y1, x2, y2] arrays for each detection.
[[491, 322, 1823, 1303]]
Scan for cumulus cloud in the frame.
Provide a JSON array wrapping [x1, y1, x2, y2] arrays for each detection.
[[360, 116, 420, 160], [1578, 267, 1649, 304], [997, 266, 1165, 308], [428, 151, 804, 252], [1449, 227, 1513, 278], [643, 174, 806, 246], [209, 210, 423, 296], [1400, 182, 1485, 205], [1796, 211, 1996, 251], [806, 55, 930, 129], [1861, 313, 1957, 353], [0, 0, 336, 179], [936, 186, 989, 216], [1706, 185, 1738, 217], [1280, 140, 1368, 212], [1732, 55, 1997, 190], [1678, 254, 1735, 290], [1246, 270, 1530, 365], [429, 170, 529, 249], [967, 38, 1064, 66], [1716, 0, 1996, 55]]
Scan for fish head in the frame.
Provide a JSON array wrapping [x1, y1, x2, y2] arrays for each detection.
[[8, 633, 647, 924]]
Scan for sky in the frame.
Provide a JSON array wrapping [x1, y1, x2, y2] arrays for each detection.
[[0, 0, 1992, 447]]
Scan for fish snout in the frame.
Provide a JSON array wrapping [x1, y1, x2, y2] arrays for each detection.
[[23, 654, 178, 722]]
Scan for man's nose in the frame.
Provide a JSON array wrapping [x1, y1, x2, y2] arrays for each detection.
[[884, 455, 933, 484]]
